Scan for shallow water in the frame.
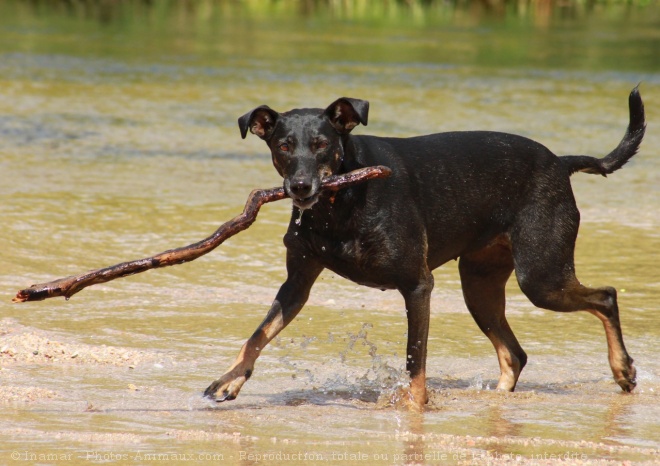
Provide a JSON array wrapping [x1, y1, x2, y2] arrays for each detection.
[[0, 1, 659, 464]]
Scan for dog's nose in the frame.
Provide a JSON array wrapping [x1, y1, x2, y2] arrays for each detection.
[[289, 178, 313, 198]]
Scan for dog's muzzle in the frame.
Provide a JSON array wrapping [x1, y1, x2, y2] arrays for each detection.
[[285, 177, 321, 209]]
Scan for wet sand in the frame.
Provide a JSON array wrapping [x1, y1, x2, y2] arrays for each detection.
[[2, 318, 658, 465]]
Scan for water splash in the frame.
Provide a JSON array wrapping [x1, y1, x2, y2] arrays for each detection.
[[469, 373, 484, 390], [278, 323, 408, 404], [340, 323, 408, 394]]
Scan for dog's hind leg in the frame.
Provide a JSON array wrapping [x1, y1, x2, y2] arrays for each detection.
[[511, 198, 636, 392], [459, 238, 527, 391], [586, 287, 636, 392]]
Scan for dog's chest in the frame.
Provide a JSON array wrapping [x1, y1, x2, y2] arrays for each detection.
[[285, 209, 400, 289]]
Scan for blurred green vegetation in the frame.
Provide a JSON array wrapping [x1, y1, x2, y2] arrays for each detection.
[[3, 0, 658, 25], [0, 0, 658, 71]]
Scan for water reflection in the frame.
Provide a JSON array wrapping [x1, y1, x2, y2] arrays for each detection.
[[483, 403, 520, 440], [398, 413, 426, 465]]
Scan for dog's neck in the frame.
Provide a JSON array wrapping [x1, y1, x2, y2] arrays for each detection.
[[338, 134, 363, 174]]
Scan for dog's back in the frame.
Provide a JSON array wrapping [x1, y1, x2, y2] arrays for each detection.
[[344, 130, 570, 267]]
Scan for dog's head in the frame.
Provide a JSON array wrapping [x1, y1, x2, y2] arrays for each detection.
[[238, 98, 369, 209]]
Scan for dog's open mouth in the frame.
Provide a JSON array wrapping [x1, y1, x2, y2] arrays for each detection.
[[292, 193, 320, 210]]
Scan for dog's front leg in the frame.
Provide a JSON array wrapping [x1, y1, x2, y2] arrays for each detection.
[[204, 251, 323, 402], [396, 273, 434, 411]]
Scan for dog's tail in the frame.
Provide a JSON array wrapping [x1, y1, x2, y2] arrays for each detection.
[[561, 86, 645, 177]]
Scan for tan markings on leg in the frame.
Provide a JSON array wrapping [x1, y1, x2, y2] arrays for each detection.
[[490, 335, 519, 391], [389, 369, 428, 412], [409, 369, 428, 407], [225, 340, 259, 374], [261, 308, 285, 341], [588, 309, 636, 391]]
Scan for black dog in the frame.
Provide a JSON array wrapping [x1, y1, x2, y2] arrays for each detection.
[[205, 88, 645, 409]]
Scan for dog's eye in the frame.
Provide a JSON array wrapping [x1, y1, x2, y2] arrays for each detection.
[[317, 141, 328, 150], [279, 143, 289, 152]]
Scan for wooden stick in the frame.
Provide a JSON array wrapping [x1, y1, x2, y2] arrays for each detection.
[[13, 166, 391, 303]]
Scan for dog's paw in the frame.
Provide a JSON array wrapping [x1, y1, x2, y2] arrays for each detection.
[[615, 362, 637, 393], [378, 386, 428, 412], [203, 368, 252, 402]]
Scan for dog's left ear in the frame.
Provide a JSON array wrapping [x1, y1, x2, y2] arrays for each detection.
[[323, 98, 369, 134]]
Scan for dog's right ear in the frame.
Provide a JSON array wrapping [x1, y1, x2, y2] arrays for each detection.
[[238, 106, 279, 140]]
